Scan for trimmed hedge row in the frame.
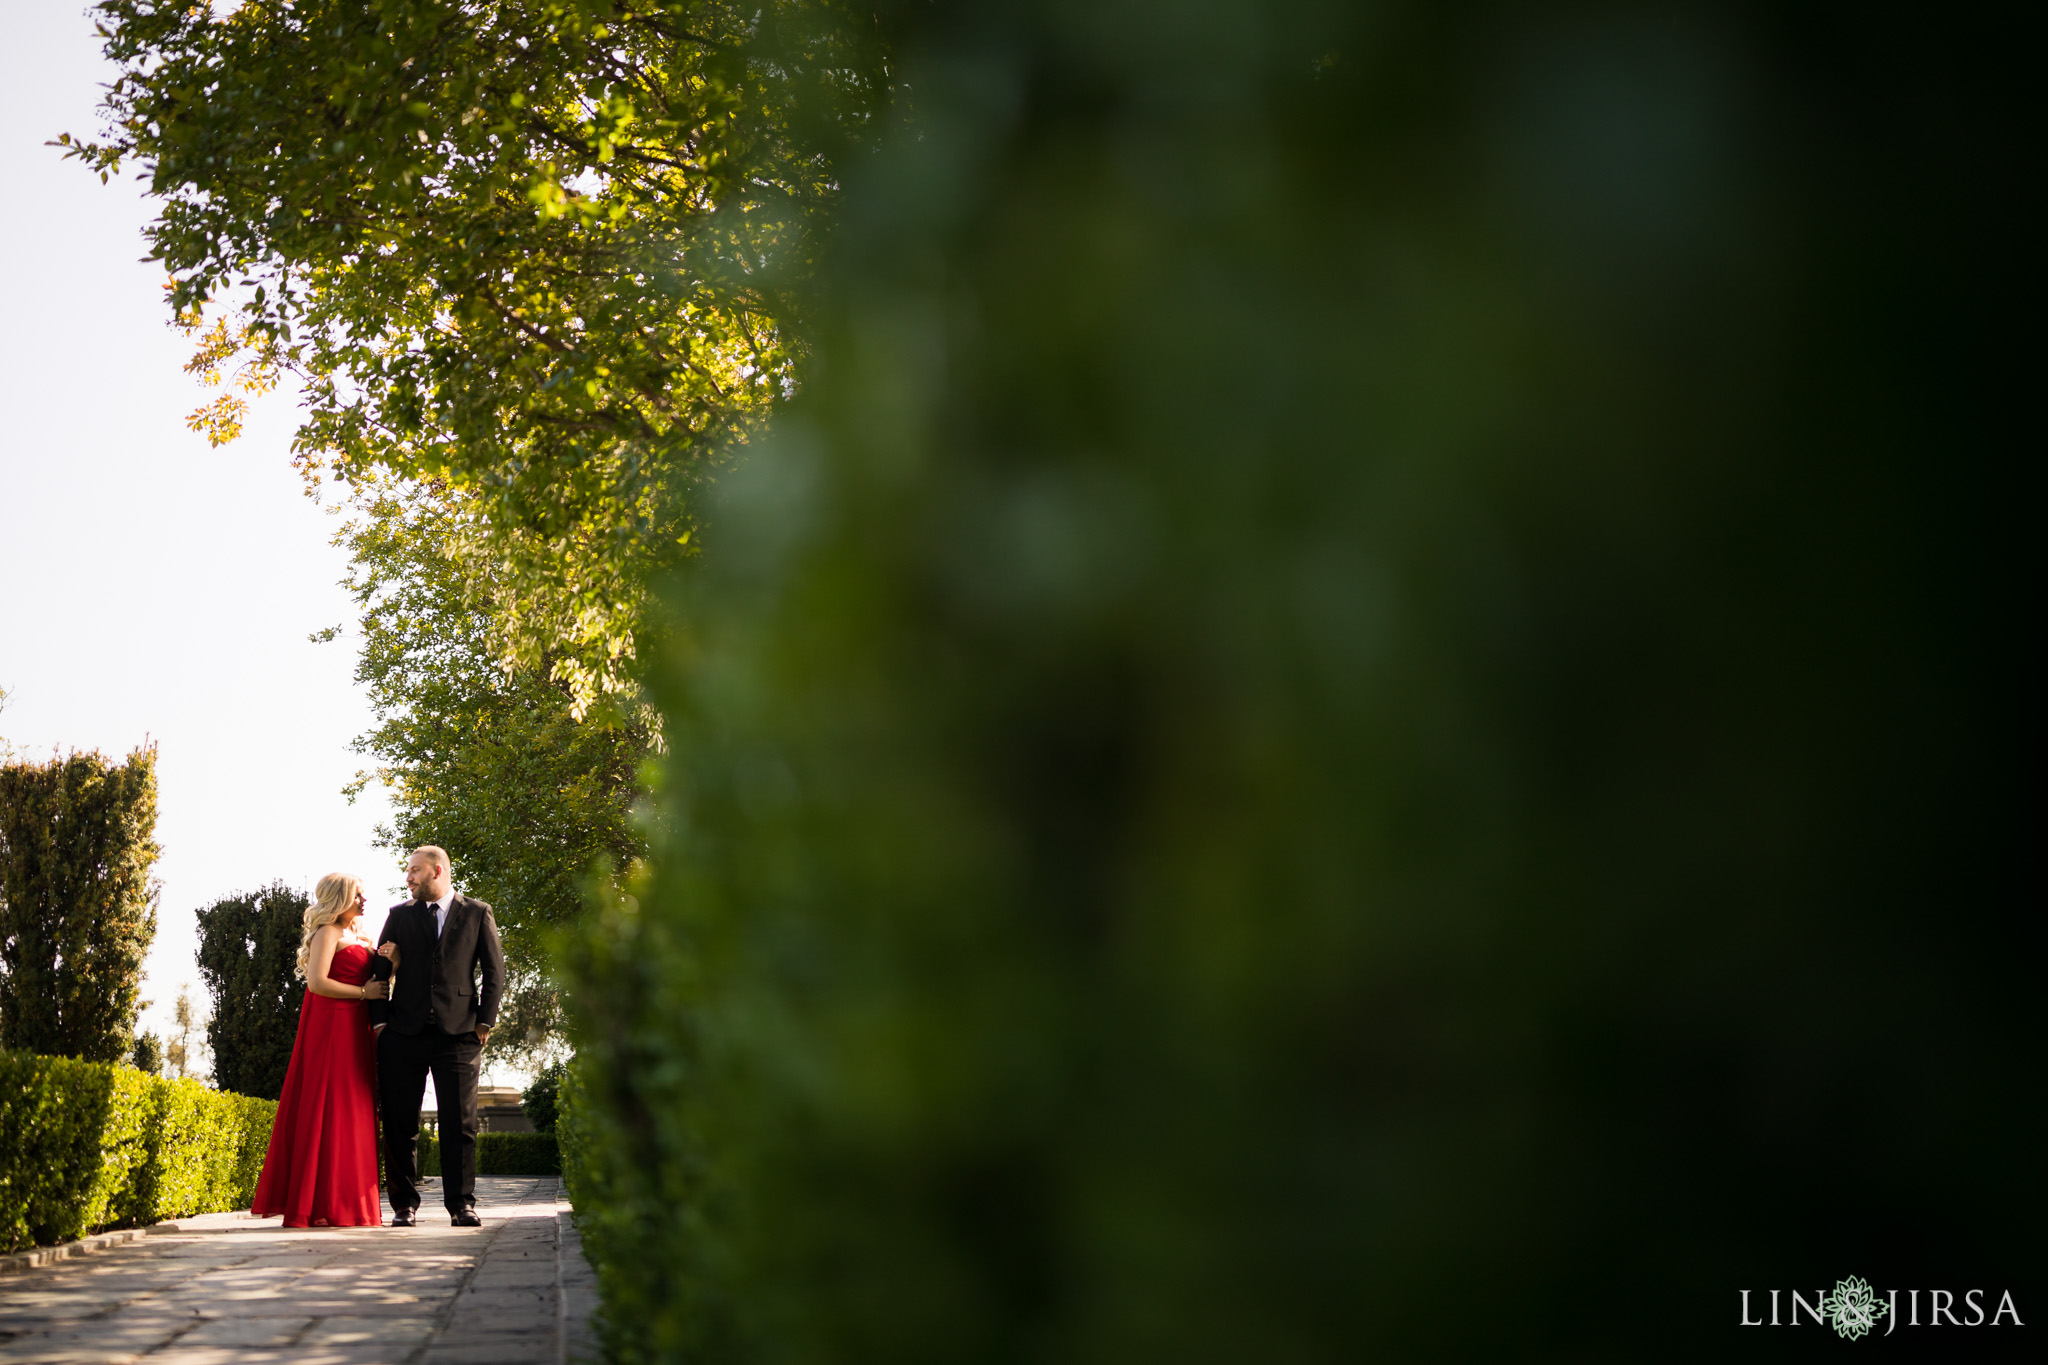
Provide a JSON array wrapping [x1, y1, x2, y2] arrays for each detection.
[[415, 1130, 560, 1178], [0, 1050, 275, 1253]]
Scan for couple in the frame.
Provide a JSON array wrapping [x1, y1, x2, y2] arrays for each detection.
[[249, 845, 505, 1228]]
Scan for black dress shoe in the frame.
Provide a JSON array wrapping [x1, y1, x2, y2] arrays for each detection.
[[451, 1207, 482, 1227], [389, 1209, 417, 1227]]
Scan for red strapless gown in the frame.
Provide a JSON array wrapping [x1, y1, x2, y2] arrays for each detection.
[[251, 941, 382, 1226]]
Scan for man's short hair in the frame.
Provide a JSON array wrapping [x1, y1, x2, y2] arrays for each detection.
[[410, 844, 452, 871]]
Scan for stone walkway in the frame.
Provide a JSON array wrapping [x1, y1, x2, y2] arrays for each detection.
[[0, 1177, 597, 1364]]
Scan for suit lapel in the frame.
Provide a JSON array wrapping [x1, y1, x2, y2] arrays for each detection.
[[439, 898, 469, 995]]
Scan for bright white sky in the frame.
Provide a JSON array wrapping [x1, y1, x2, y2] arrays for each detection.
[[0, 6, 524, 1086]]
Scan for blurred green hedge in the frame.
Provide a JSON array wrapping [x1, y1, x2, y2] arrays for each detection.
[[557, 2, 2036, 1361], [415, 1130, 560, 1178], [0, 1050, 275, 1252]]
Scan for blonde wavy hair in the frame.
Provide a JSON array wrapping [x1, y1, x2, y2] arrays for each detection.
[[295, 873, 365, 980]]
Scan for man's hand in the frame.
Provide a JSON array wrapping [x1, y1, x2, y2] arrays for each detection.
[[475, 1025, 493, 1046]]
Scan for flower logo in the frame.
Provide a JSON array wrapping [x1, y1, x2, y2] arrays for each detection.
[[1820, 1275, 1887, 1341]]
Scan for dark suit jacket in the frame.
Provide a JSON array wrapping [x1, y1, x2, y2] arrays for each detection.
[[366, 894, 505, 1037]]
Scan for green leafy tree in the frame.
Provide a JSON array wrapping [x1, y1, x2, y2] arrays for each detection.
[[195, 883, 309, 1100], [521, 1060, 567, 1133], [0, 748, 160, 1062], [338, 478, 654, 1064], [70, 0, 892, 713], [72, 3, 862, 1067], [130, 1031, 162, 1076]]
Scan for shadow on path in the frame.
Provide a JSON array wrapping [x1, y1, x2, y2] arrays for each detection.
[[0, 1176, 597, 1364]]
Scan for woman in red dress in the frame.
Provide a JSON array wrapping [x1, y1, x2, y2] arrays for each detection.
[[251, 872, 388, 1227]]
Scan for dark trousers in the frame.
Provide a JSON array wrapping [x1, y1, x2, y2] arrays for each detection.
[[377, 1025, 481, 1214]]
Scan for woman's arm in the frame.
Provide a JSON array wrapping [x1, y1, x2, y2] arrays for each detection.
[[306, 926, 389, 1001]]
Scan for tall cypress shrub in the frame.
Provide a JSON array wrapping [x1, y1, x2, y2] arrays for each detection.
[[195, 883, 308, 1099], [0, 747, 160, 1062], [561, 1, 2038, 1359]]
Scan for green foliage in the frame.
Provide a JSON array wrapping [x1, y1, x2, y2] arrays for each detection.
[[483, 1132, 563, 1176], [0, 1051, 151, 1250], [0, 748, 160, 1062], [129, 1077, 275, 1226], [194, 883, 307, 1100], [224, 1093, 274, 1211], [338, 481, 652, 1064], [560, 2, 2038, 1362], [522, 1060, 567, 1133], [73, 0, 894, 712], [130, 1032, 162, 1076], [414, 1130, 560, 1178], [554, 1056, 594, 1201], [0, 1050, 276, 1252]]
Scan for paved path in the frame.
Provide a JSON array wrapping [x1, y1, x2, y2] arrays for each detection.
[[0, 1177, 597, 1364]]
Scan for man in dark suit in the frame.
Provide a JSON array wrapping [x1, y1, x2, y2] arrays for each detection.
[[366, 843, 505, 1227]]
